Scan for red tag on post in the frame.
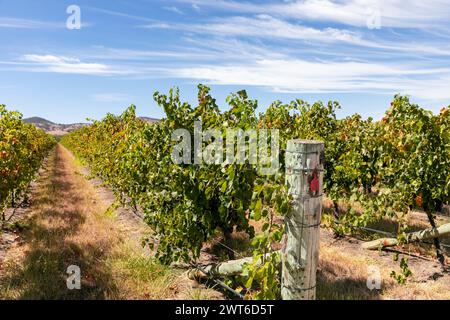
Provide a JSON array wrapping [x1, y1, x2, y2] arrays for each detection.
[[309, 170, 320, 195]]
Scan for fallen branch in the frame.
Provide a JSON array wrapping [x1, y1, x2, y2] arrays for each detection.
[[187, 252, 280, 280], [362, 223, 450, 250]]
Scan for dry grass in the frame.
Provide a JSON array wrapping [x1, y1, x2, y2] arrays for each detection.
[[317, 245, 389, 300], [0, 144, 216, 300], [317, 231, 450, 300]]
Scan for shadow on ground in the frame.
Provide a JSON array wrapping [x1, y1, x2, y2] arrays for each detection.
[[316, 259, 382, 300], [0, 146, 119, 299]]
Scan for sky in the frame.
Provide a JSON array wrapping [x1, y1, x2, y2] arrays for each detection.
[[0, 0, 449, 123]]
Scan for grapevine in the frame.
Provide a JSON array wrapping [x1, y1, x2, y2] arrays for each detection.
[[0, 105, 56, 221], [61, 87, 449, 299]]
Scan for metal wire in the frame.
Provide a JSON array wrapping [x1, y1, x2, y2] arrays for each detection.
[[285, 151, 321, 155], [288, 168, 325, 173], [283, 284, 316, 292], [211, 238, 245, 259], [291, 194, 324, 202], [289, 219, 321, 228]]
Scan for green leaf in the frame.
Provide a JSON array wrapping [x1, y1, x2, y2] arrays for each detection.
[[254, 199, 262, 221]]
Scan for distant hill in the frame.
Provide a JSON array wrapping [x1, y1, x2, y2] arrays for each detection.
[[23, 116, 160, 136], [23, 117, 88, 136], [23, 117, 55, 127], [139, 117, 160, 124]]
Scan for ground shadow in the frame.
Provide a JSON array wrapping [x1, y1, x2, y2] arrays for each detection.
[[0, 146, 120, 299], [316, 259, 383, 300]]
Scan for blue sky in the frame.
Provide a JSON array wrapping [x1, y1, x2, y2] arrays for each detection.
[[0, 0, 449, 123]]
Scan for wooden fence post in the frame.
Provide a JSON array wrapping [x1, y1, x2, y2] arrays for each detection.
[[282, 139, 324, 300]]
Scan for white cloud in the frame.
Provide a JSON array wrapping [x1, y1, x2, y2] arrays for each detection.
[[141, 15, 450, 56], [0, 17, 92, 29], [0, 17, 63, 29], [163, 6, 184, 15], [85, 6, 156, 22], [20, 54, 128, 75], [141, 22, 172, 29], [171, 58, 450, 100], [168, 15, 363, 44], [23, 55, 80, 64], [177, 0, 450, 28], [88, 46, 216, 61]]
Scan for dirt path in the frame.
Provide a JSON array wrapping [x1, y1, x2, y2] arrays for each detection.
[[0, 144, 220, 300]]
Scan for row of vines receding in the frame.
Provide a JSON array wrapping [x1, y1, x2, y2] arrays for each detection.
[[61, 86, 450, 299], [0, 105, 56, 222]]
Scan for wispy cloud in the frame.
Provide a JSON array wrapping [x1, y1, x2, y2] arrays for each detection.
[[0, 17, 63, 29], [92, 93, 132, 103], [176, 0, 450, 28], [170, 58, 450, 100], [88, 46, 217, 61], [141, 14, 450, 57], [2, 2, 450, 109], [0, 17, 92, 29], [20, 54, 128, 75], [163, 6, 184, 15], [142, 14, 363, 44], [8, 44, 450, 101], [85, 6, 157, 23]]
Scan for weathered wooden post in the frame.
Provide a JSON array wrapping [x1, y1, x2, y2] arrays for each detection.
[[282, 140, 324, 300]]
